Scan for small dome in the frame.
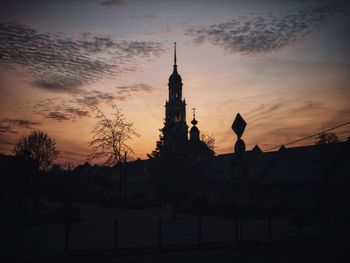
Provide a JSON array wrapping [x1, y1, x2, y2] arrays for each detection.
[[191, 118, 198, 126]]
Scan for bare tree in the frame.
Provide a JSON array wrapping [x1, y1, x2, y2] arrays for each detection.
[[315, 132, 338, 145], [89, 105, 139, 166], [201, 132, 216, 153], [14, 130, 59, 170]]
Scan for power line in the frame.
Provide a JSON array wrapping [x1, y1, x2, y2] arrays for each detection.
[[265, 120, 350, 151]]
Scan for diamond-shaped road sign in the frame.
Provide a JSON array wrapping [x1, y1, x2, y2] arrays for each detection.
[[231, 113, 246, 139]]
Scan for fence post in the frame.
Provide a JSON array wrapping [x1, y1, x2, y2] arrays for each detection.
[[239, 218, 243, 241], [65, 221, 70, 253], [198, 215, 202, 246], [158, 218, 162, 249], [327, 214, 331, 239], [234, 218, 238, 243], [114, 219, 118, 250], [267, 216, 272, 240], [11, 219, 16, 256], [298, 223, 303, 240]]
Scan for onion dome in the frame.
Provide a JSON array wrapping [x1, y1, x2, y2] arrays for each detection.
[[190, 108, 200, 141]]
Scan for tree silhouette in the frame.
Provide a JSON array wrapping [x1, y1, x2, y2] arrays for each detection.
[[147, 129, 165, 159], [315, 132, 339, 145], [89, 105, 139, 166], [201, 132, 216, 153], [14, 130, 59, 170]]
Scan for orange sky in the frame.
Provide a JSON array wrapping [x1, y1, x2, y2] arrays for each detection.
[[0, 0, 349, 165]]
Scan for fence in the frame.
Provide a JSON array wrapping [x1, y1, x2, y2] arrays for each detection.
[[2, 212, 350, 256]]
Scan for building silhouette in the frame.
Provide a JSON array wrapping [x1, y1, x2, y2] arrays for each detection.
[[160, 42, 213, 158], [163, 42, 188, 151]]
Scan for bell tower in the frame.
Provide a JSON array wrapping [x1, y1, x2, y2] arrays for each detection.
[[163, 42, 188, 149]]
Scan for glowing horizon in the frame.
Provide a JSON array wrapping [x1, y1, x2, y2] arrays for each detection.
[[0, 0, 349, 165]]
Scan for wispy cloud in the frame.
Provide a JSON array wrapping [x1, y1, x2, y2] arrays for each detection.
[[116, 83, 154, 95], [98, 0, 125, 7], [0, 119, 41, 134], [0, 23, 166, 92], [246, 100, 324, 124], [144, 14, 157, 19], [75, 90, 128, 107], [33, 97, 91, 122], [31, 84, 154, 122], [186, 2, 347, 54], [46, 112, 70, 121]]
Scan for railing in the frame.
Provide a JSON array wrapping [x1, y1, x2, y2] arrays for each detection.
[[2, 213, 349, 257]]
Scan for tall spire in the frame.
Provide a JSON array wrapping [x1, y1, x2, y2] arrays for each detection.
[[174, 42, 177, 67]]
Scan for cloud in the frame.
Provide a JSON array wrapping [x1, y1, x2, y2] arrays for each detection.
[[0, 124, 15, 134], [32, 77, 84, 92], [46, 112, 70, 121], [76, 90, 128, 107], [144, 14, 157, 19], [31, 85, 149, 121], [0, 118, 41, 133], [246, 100, 324, 124], [33, 98, 91, 121], [116, 83, 154, 95], [64, 107, 90, 117], [98, 0, 125, 7], [0, 23, 166, 92], [185, 2, 347, 54]]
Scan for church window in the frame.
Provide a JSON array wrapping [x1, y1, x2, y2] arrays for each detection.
[[175, 109, 181, 122]]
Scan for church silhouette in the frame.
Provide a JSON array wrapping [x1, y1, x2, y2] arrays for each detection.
[[155, 42, 213, 159]]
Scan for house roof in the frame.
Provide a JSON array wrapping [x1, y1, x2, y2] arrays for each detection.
[[201, 140, 350, 184], [72, 140, 350, 184]]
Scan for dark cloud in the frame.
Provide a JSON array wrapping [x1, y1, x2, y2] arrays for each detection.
[[46, 112, 70, 121], [31, 87, 140, 121], [246, 100, 323, 124], [33, 77, 83, 92], [186, 2, 348, 54], [64, 107, 90, 117], [0, 124, 14, 134], [116, 83, 154, 95], [0, 23, 166, 92], [98, 0, 125, 7], [144, 14, 157, 19], [33, 98, 91, 121], [3, 119, 40, 128], [0, 118, 41, 133], [28, 83, 155, 122], [75, 90, 128, 107]]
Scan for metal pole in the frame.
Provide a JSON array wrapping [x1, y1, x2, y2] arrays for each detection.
[[114, 219, 118, 250], [198, 215, 202, 246], [267, 216, 272, 240], [234, 218, 238, 242], [327, 182, 331, 239], [158, 218, 162, 249], [11, 216, 16, 256], [124, 152, 127, 208], [119, 161, 122, 207], [239, 218, 243, 241], [65, 221, 70, 253]]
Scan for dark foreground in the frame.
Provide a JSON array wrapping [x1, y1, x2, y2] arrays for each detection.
[[2, 239, 349, 263]]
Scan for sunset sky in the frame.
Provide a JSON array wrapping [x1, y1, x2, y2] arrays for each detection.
[[0, 0, 349, 165]]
